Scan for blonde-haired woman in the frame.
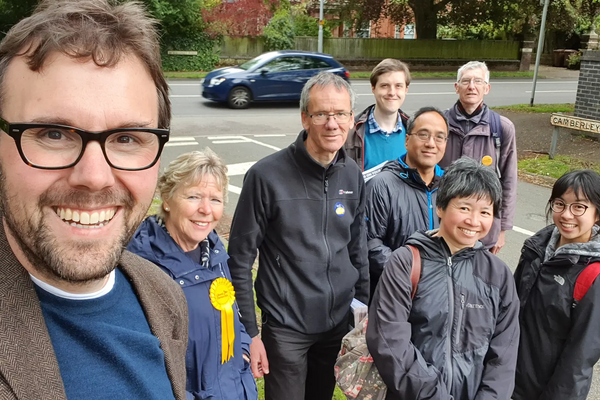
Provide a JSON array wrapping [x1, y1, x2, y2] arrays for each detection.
[[128, 149, 257, 400]]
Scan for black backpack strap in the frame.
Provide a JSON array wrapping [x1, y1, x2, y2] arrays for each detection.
[[488, 110, 503, 179]]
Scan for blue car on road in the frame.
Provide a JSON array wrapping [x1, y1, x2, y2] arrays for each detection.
[[201, 50, 350, 109]]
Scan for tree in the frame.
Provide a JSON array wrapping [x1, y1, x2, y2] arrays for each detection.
[[263, 8, 294, 50], [203, 0, 278, 37], [0, 0, 37, 36]]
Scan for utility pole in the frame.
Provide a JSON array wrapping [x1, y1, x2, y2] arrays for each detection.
[[318, 0, 324, 53], [530, 0, 550, 106]]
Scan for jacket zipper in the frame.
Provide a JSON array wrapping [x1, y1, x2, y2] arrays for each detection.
[[454, 293, 465, 346], [445, 256, 454, 394], [323, 175, 335, 326]]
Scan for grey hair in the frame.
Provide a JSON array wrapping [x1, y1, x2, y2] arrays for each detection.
[[156, 148, 228, 219], [406, 106, 448, 135], [457, 61, 490, 84], [437, 157, 502, 218], [300, 72, 356, 113]]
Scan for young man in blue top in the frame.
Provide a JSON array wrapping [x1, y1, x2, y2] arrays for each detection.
[[365, 107, 448, 296], [0, 1, 188, 399], [344, 58, 411, 171]]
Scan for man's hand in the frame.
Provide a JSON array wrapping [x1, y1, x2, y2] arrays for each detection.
[[250, 336, 269, 378], [490, 230, 506, 255]]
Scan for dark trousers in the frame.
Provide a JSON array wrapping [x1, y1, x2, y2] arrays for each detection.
[[261, 316, 348, 400]]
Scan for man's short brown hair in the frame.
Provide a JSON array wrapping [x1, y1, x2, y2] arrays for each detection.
[[0, 0, 170, 128], [370, 58, 411, 88]]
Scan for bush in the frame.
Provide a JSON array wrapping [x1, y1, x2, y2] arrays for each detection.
[[566, 51, 581, 70], [263, 9, 294, 50], [161, 33, 222, 72]]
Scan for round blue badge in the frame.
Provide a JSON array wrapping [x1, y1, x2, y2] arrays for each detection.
[[335, 202, 345, 217]]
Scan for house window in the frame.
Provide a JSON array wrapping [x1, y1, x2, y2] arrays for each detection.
[[356, 21, 371, 38], [404, 24, 415, 39]]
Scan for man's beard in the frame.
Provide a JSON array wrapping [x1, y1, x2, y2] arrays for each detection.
[[0, 167, 148, 286]]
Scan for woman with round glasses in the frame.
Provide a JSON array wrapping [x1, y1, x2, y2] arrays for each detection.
[[513, 169, 600, 400]]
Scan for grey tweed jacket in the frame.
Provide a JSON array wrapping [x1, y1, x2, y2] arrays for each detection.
[[0, 220, 189, 400]]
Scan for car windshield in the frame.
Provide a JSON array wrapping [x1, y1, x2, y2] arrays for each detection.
[[239, 53, 275, 71]]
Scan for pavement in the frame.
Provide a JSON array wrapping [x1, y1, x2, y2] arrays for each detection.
[[533, 64, 580, 80]]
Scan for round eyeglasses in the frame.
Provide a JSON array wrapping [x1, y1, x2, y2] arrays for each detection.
[[0, 117, 169, 171], [408, 132, 448, 144], [550, 199, 589, 217]]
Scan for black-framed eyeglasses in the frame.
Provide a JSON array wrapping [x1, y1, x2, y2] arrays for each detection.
[[309, 112, 353, 125], [0, 117, 169, 171], [408, 132, 448, 144], [550, 199, 589, 216]]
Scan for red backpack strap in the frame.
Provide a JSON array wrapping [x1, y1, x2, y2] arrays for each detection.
[[573, 262, 600, 304], [406, 245, 422, 299]]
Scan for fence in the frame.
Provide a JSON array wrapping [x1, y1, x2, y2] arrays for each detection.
[[294, 37, 520, 61], [220, 37, 266, 59], [217, 36, 521, 62]]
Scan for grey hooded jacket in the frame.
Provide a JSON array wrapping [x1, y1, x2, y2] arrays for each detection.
[[441, 104, 517, 247], [513, 225, 600, 400], [366, 231, 520, 400]]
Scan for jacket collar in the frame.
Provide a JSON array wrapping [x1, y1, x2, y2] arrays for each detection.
[[129, 216, 228, 280], [406, 229, 484, 261], [381, 156, 443, 191], [291, 130, 348, 176]]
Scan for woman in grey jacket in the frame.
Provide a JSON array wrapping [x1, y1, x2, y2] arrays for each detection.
[[366, 157, 520, 400], [513, 170, 600, 400]]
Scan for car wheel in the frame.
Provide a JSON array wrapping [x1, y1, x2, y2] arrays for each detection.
[[228, 86, 251, 109]]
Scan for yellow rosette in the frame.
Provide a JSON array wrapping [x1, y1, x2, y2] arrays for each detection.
[[210, 277, 236, 363]]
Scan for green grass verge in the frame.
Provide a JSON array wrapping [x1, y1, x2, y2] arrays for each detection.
[[519, 155, 600, 179], [492, 103, 574, 113], [256, 378, 346, 399], [163, 70, 535, 80], [146, 197, 162, 217], [164, 71, 209, 79]]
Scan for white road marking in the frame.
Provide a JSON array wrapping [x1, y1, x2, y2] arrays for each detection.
[[208, 136, 246, 140], [165, 142, 197, 147], [243, 137, 282, 151], [513, 226, 536, 237], [169, 83, 201, 86], [169, 136, 196, 141], [228, 184, 242, 194], [227, 162, 256, 176], [212, 140, 250, 144], [170, 95, 202, 98], [254, 134, 287, 137]]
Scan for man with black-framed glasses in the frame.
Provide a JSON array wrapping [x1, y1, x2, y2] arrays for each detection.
[[228, 72, 369, 400], [0, 1, 188, 400], [366, 107, 448, 296]]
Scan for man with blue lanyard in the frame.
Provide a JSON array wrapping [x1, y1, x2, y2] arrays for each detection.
[[365, 107, 448, 296], [344, 58, 410, 172]]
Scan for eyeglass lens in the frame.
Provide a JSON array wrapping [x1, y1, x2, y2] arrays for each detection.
[[551, 200, 588, 216], [20, 127, 160, 169]]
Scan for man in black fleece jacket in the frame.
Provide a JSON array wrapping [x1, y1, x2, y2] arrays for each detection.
[[228, 72, 369, 400]]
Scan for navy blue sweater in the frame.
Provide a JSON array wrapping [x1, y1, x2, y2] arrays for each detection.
[[34, 268, 175, 400]]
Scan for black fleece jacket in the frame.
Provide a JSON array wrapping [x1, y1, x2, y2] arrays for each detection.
[[228, 131, 369, 337]]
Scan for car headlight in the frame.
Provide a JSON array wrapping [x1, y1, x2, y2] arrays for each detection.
[[210, 77, 226, 85], [200, 78, 205, 84]]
